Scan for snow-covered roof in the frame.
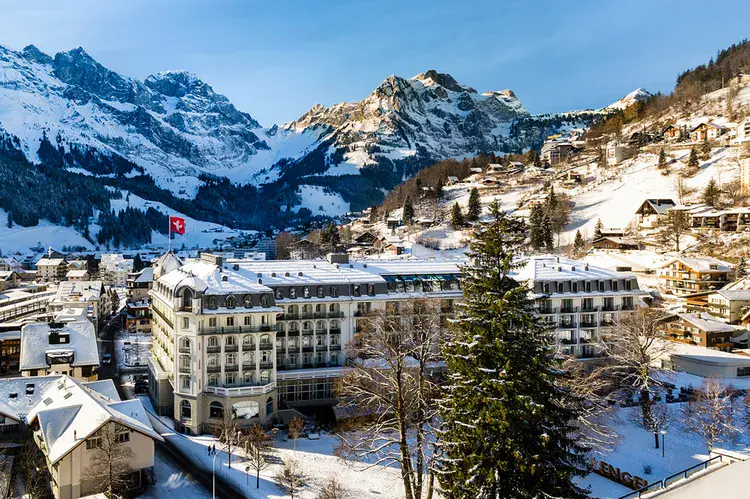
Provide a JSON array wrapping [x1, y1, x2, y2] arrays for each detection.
[[52, 281, 104, 304], [65, 269, 89, 278], [660, 257, 733, 273], [514, 256, 636, 282], [20, 320, 99, 371], [715, 290, 750, 301], [592, 237, 640, 245], [671, 312, 741, 333], [0, 376, 60, 423], [23, 376, 162, 464], [37, 258, 66, 267], [638, 199, 676, 215], [131, 267, 154, 284], [152, 252, 183, 280]]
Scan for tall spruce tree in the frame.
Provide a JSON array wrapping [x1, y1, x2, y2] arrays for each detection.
[[700, 137, 711, 160], [451, 203, 465, 229], [541, 210, 554, 251], [402, 197, 415, 225], [528, 203, 544, 250], [573, 229, 585, 256], [688, 147, 700, 169], [702, 177, 721, 207], [438, 202, 588, 498], [658, 149, 667, 170], [593, 218, 604, 241], [467, 187, 481, 221]]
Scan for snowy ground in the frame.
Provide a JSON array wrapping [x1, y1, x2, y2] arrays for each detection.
[[141, 452, 209, 499], [579, 369, 750, 498], [137, 396, 410, 499], [293, 185, 350, 217]]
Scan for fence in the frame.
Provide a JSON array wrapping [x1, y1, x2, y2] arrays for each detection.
[[616, 455, 725, 499]]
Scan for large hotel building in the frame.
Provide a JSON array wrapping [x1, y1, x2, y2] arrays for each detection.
[[148, 253, 645, 434]]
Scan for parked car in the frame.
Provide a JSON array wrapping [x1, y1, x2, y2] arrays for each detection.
[[102, 353, 112, 365]]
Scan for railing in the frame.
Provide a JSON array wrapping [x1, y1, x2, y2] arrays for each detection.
[[330, 344, 341, 351], [224, 345, 238, 352], [179, 347, 191, 354], [260, 342, 273, 350], [330, 329, 342, 335], [616, 455, 725, 499], [207, 365, 221, 373], [242, 363, 256, 370], [207, 346, 221, 353], [225, 365, 238, 372], [151, 306, 174, 329], [560, 306, 578, 314], [199, 325, 272, 334], [302, 330, 314, 336], [302, 346, 314, 353], [538, 308, 558, 315], [316, 345, 328, 352], [178, 365, 190, 374], [259, 361, 273, 369], [204, 382, 276, 397]]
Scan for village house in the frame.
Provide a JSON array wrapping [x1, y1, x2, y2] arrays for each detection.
[[662, 124, 682, 142], [48, 281, 115, 333], [126, 267, 154, 303], [690, 122, 729, 142], [658, 257, 733, 296], [0, 271, 21, 291], [689, 206, 750, 232], [634, 198, 677, 228], [66, 269, 91, 282], [591, 237, 643, 251], [353, 232, 378, 247], [740, 157, 750, 190], [446, 176, 460, 185], [734, 116, 750, 144], [20, 320, 99, 379], [606, 142, 631, 166], [0, 375, 162, 498], [540, 140, 573, 166], [125, 300, 152, 334], [685, 289, 750, 324], [659, 312, 742, 350]]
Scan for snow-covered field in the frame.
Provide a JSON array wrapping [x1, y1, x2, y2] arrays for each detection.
[[0, 208, 94, 253], [293, 185, 350, 217], [138, 394, 409, 499]]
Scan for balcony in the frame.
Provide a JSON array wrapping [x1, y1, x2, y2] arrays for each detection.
[[558, 322, 576, 329], [178, 365, 190, 374], [538, 307, 558, 315], [601, 304, 619, 312], [224, 345, 238, 353], [199, 325, 272, 334], [179, 347, 191, 354], [259, 361, 273, 369], [242, 362, 256, 370], [207, 365, 221, 373], [260, 342, 273, 350], [559, 306, 578, 314], [207, 346, 221, 353], [276, 347, 286, 354], [204, 381, 276, 397], [225, 365, 238, 372], [579, 320, 597, 328], [354, 310, 370, 317], [329, 328, 342, 335], [330, 344, 341, 351], [241, 343, 256, 351], [316, 345, 328, 352], [302, 346, 314, 353], [302, 330, 314, 336], [315, 329, 327, 335], [287, 330, 300, 337]]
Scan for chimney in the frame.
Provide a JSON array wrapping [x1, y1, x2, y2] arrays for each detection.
[[327, 253, 349, 265], [74, 430, 77, 440]]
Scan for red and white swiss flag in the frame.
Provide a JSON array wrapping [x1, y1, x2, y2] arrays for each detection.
[[170, 216, 186, 235]]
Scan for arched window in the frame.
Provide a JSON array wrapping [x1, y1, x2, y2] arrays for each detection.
[[260, 370, 271, 383], [182, 317, 189, 329], [243, 295, 253, 307], [331, 286, 339, 297], [181, 288, 193, 309], [290, 287, 297, 299], [207, 297, 218, 310], [225, 336, 237, 347], [243, 372, 254, 384], [242, 335, 255, 348], [330, 320, 340, 330], [207, 374, 219, 386], [317, 286, 324, 298], [226, 295, 236, 309], [260, 294, 270, 307], [302, 336, 312, 348], [226, 353, 236, 366], [303, 321, 312, 331], [260, 334, 272, 348], [276, 336, 285, 348], [302, 304, 312, 314], [181, 400, 192, 419], [179, 337, 191, 351], [242, 352, 254, 366], [209, 401, 224, 419], [207, 354, 219, 367], [276, 323, 286, 333], [179, 355, 190, 369], [208, 336, 219, 348], [303, 286, 310, 298], [289, 322, 299, 332], [275, 288, 283, 299], [316, 320, 325, 330], [266, 397, 274, 416]]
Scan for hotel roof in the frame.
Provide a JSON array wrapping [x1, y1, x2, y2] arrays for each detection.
[[20, 320, 99, 371]]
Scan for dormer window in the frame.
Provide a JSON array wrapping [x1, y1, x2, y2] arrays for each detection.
[[290, 288, 297, 299], [331, 286, 339, 297], [275, 288, 283, 299], [317, 286, 324, 298], [226, 295, 237, 309], [243, 295, 253, 308], [260, 294, 270, 307], [48, 330, 70, 345], [303, 286, 310, 298], [368, 284, 375, 296], [353, 285, 361, 297], [556, 283, 564, 294], [207, 297, 218, 310]]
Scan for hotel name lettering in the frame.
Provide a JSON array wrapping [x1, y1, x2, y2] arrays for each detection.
[[590, 458, 648, 490]]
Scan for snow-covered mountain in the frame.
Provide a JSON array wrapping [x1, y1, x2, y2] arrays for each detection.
[[0, 43, 586, 224], [604, 88, 652, 111], [284, 70, 532, 178]]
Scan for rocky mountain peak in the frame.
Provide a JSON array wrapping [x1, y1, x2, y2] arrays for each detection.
[[413, 69, 477, 94], [144, 70, 214, 99], [21, 45, 53, 65]]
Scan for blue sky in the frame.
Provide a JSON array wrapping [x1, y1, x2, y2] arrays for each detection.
[[1, 0, 748, 125]]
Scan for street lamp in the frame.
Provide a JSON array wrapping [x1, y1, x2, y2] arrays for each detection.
[[660, 430, 667, 458], [212, 451, 219, 499]]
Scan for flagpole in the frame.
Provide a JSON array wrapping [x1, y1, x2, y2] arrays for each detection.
[[168, 215, 172, 254]]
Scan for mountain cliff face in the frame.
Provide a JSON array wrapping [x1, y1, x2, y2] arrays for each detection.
[[0, 43, 579, 226]]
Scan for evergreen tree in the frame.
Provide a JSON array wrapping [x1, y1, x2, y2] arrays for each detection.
[[593, 218, 604, 240], [541, 211, 554, 251], [369, 205, 379, 223], [700, 137, 711, 160], [739, 257, 747, 278], [702, 177, 722, 207], [688, 147, 700, 170], [320, 222, 341, 250], [658, 149, 667, 170], [451, 203, 465, 229], [438, 202, 588, 499], [573, 229, 585, 256], [6, 211, 12, 229], [402, 197, 414, 224], [467, 187, 481, 221], [534, 151, 542, 168], [528, 203, 544, 250]]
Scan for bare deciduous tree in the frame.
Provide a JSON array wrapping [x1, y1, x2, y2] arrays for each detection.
[[18, 438, 50, 498], [674, 176, 696, 205], [684, 377, 740, 450], [318, 476, 348, 499], [288, 416, 305, 453], [275, 458, 307, 499], [214, 409, 242, 467], [599, 308, 672, 439], [336, 298, 442, 499], [243, 424, 273, 489], [656, 210, 692, 251], [80, 424, 135, 498]]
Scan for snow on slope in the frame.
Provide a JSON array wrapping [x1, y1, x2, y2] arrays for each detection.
[[0, 209, 94, 253], [292, 185, 350, 217], [109, 189, 243, 249], [561, 147, 738, 244], [605, 88, 652, 111]]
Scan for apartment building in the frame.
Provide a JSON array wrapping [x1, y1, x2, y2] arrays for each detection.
[[48, 281, 115, 333], [685, 289, 750, 324], [148, 252, 462, 434], [519, 257, 648, 358], [127, 267, 154, 302], [659, 312, 742, 350], [37, 258, 68, 284], [658, 257, 733, 296], [99, 254, 134, 288], [0, 375, 162, 498]]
